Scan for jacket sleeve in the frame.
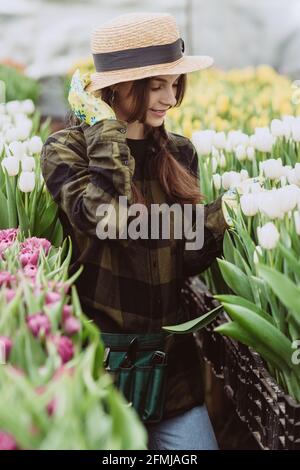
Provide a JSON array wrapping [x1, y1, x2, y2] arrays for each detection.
[[182, 143, 230, 277], [40, 119, 135, 246]]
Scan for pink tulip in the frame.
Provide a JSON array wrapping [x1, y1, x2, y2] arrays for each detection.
[[27, 313, 51, 337], [23, 264, 37, 278], [0, 271, 15, 288], [0, 431, 18, 450], [5, 289, 16, 303], [52, 336, 74, 364], [20, 237, 51, 255], [46, 292, 62, 304], [62, 305, 73, 321], [0, 336, 12, 361], [63, 316, 81, 336], [0, 228, 18, 243], [19, 250, 39, 267], [46, 398, 57, 417]]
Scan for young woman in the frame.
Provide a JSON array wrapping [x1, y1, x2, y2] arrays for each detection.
[[41, 12, 233, 450]]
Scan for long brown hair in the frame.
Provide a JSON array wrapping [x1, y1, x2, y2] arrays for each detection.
[[66, 74, 204, 207]]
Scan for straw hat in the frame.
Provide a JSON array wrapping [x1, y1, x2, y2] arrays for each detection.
[[85, 12, 214, 92]]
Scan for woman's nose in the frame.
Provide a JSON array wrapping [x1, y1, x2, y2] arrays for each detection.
[[160, 88, 177, 108]]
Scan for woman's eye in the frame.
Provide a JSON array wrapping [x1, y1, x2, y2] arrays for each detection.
[[151, 84, 178, 91]]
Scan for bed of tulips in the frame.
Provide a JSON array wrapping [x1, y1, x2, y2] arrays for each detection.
[[0, 228, 146, 449], [166, 116, 300, 403], [0, 99, 62, 244]]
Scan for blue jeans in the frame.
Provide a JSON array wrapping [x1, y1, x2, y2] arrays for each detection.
[[146, 404, 219, 450]]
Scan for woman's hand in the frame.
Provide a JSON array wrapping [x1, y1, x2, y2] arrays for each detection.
[[68, 68, 116, 126]]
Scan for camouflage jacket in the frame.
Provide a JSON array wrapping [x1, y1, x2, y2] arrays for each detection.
[[41, 119, 229, 419]]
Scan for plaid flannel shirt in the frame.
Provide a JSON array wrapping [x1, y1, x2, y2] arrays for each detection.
[[41, 119, 229, 418]]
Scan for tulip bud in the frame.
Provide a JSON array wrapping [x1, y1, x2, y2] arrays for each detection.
[[0, 431, 18, 450], [6, 100, 22, 115], [1, 156, 19, 176], [16, 122, 32, 141], [212, 173, 222, 191], [27, 313, 51, 337], [240, 193, 259, 217], [253, 245, 263, 264], [18, 171, 35, 192], [63, 316, 81, 336], [213, 131, 226, 150], [21, 99, 35, 115], [293, 210, 300, 235], [246, 146, 255, 161], [235, 144, 246, 161], [191, 130, 216, 156], [8, 140, 26, 159], [257, 222, 280, 250], [21, 156, 35, 172], [28, 136, 43, 154], [0, 336, 13, 361], [219, 152, 227, 168]]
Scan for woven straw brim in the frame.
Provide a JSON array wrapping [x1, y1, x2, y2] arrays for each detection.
[[85, 55, 214, 92]]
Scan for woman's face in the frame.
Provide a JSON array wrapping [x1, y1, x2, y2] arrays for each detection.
[[113, 74, 180, 126]]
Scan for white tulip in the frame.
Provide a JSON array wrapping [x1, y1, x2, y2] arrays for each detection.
[[282, 115, 295, 127], [240, 169, 249, 181], [13, 113, 28, 125], [250, 127, 276, 152], [5, 127, 19, 143], [213, 132, 226, 149], [240, 193, 259, 216], [291, 120, 300, 142], [212, 173, 222, 191], [283, 165, 292, 177], [15, 120, 32, 141], [27, 135, 43, 154], [21, 156, 35, 172], [6, 100, 22, 115], [261, 158, 284, 180], [1, 156, 19, 176], [0, 104, 5, 114], [295, 163, 300, 181], [257, 222, 280, 250], [222, 172, 231, 190], [191, 130, 216, 156], [219, 152, 227, 168], [287, 169, 299, 186], [228, 130, 249, 149], [270, 119, 290, 138], [21, 99, 35, 115], [235, 144, 247, 161], [294, 210, 300, 235], [253, 245, 263, 264], [8, 141, 26, 159], [258, 191, 284, 219], [225, 140, 233, 152], [211, 146, 219, 159], [246, 146, 255, 161], [18, 171, 35, 192], [211, 157, 218, 173], [278, 185, 300, 213]]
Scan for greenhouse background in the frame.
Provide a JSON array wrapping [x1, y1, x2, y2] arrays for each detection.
[[1, 0, 300, 452]]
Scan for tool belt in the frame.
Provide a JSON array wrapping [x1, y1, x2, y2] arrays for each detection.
[[101, 331, 174, 424]]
